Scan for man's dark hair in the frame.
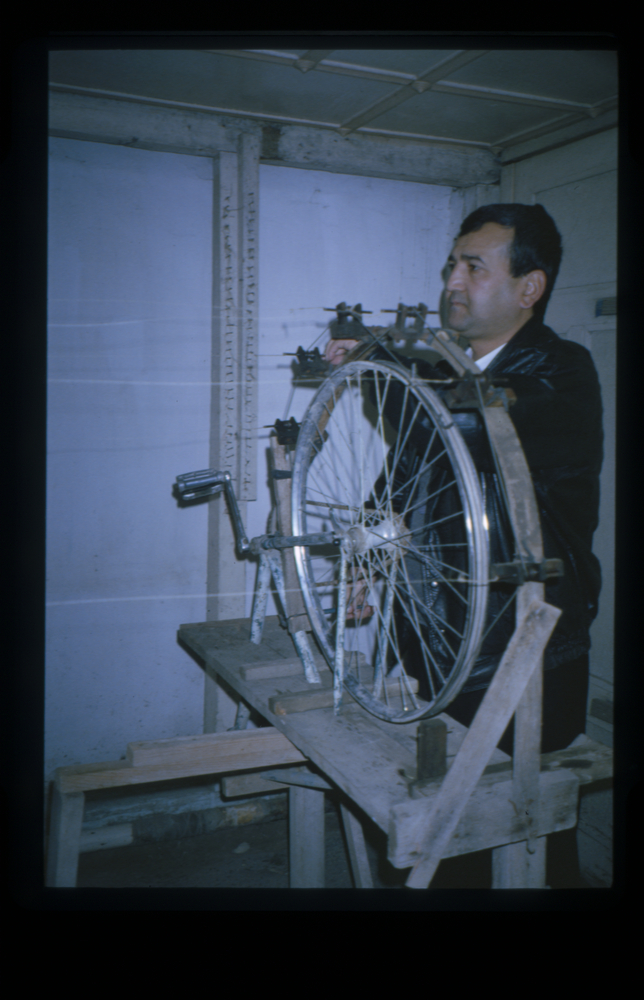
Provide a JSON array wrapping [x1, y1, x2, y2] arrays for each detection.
[[458, 203, 563, 320]]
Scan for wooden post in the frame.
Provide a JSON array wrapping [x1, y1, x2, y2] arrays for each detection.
[[340, 803, 373, 888], [491, 581, 546, 887], [206, 134, 260, 732], [45, 784, 85, 887], [289, 785, 325, 888], [405, 599, 560, 889]]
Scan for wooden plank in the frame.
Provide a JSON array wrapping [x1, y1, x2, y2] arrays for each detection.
[[540, 741, 613, 786], [405, 599, 560, 888], [56, 759, 130, 777], [176, 619, 433, 832], [176, 620, 517, 840], [180, 615, 299, 668], [260, 767, 332, 791], [127, 727, 306, 768], [500, 581, 545, 883], [269, 676, 419, 716], [45, 786, 85, 887], [57, 729, 307, 793], [177, 620, 521, 834], [241, 658, 306, 681], [268, 707, 415, 831], [289, 785, 325, 888], [388, 766, 578, 868], [221, 771, 295, 796], [340, 803, 373, 888]]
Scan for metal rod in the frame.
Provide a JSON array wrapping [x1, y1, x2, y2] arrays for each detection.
[[292, 630, 321, 685], [250, 553, 272, 644], [334, 552, 348, 715]]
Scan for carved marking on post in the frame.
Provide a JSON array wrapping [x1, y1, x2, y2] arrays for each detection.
[[222, 192, 238, 477], [240, 184, 258, 499]]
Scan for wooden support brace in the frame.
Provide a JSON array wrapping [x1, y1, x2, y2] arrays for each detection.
[[45, 785, 85, 888], [492, 581, 546, 887], [405, 598, 561, 889], [289, 785, 325, 887], [340, 803, 374, 888], [492, 835, 548, 888]]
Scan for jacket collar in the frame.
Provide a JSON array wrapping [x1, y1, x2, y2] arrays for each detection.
[[484, 314, 558, 375]]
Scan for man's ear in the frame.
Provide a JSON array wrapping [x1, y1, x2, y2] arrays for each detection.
[[520, 269, 547, 310]]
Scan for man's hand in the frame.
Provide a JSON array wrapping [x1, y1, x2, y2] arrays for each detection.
[[324, 326, 387, 366], [324, 339, 360, 366]]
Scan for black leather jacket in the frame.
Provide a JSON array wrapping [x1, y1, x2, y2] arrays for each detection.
[[371, 315, 603, 692]]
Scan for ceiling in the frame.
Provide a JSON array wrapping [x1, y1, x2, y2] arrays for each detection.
[[49, 47, 618, 158]]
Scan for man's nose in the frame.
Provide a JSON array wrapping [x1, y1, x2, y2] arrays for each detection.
[[445, 263, 464, 291]]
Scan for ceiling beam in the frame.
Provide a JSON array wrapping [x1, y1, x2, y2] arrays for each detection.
[[336, 50, 488, 135], [204, 49, 416, 85], [431, 80, 604, 116], [493, 96, 617, 148], [496, 106, 618, 164], [48, 89, 500, 188], [294, 50, 334, 73], [206, 49, 613, 125]]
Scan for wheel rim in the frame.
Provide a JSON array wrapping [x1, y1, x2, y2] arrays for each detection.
[[291, 361, 489, 722]]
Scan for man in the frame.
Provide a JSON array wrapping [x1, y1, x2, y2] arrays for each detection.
[[325, 203, 603, 760]]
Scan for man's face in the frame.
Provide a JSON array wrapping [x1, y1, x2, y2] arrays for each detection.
[[444, 222, 533, 341]]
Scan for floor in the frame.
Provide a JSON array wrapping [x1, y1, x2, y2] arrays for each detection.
[[76, 794, 590, 890]]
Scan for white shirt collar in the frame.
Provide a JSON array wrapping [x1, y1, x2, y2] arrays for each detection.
[[465, 343, 506, 371]]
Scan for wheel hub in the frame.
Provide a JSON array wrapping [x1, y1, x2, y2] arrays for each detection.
[[343, 514, 408, 557]]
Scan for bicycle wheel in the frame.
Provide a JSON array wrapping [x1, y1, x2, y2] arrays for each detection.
[[291, 360, 489, 723]]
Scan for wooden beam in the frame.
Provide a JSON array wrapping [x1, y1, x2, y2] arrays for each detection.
[[126, 727, 305, 767], [55, 728, 307, 793], [269, 675, 418, 716], [289, 785, 325, 887], [388, 765, 578, 868], [45, 786, 85, 887], [405, 599, 560, 887], [49, 90, 500, 188]]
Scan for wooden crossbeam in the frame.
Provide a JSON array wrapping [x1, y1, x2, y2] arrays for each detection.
[[55, 728, 307, 794]]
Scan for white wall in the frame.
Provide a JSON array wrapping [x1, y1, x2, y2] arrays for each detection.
[[46, 147, 458, 778], [247, 164, 455, 615], [46, 138, 213, 781]]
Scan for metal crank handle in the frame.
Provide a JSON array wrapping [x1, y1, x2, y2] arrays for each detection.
[[175, 469, 250, 555]]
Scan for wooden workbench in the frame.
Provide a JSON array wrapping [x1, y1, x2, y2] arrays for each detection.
[[179, 615, 612, 883]]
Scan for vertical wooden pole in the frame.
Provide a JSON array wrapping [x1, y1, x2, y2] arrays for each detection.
[[289, 785, 325, 888], [45, 783, 85, 887], [205, 135, 259, 732], [491, 580, 547, 888], [340, 803, 373, 888]]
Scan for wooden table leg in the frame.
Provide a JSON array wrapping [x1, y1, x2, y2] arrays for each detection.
[[492, 836, 547, 888], [289, 785, 325, 888], [340, 803, 373, 888], [46, 784, 85, 887]]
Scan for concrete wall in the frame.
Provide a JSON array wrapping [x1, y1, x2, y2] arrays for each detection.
[[46, 137, 213, 782]]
